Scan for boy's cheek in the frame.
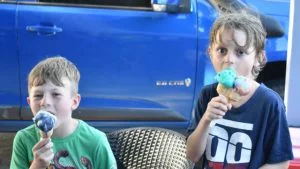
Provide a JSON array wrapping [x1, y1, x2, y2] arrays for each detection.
[[27, 98, 40, 115]]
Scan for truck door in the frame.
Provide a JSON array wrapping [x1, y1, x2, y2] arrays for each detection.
[[0, 0, 20, 131], [17, 0, 197, 132]]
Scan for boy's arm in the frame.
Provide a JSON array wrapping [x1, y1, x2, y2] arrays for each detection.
[[186, 117, 211, 162], [187, 95, 231, 162], [259, 161, 289, 169], [10, 132, 30, 169]]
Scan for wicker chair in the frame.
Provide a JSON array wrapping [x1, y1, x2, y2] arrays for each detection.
[[107, 127, 194, 169]]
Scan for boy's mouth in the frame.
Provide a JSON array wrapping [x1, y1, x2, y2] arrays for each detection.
[[39, 110, 55, 116]]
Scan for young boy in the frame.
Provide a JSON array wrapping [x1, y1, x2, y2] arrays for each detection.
[[186, 13, 294, 168], [10, 56, 117, 169]]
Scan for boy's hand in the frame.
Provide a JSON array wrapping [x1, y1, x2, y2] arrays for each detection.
[[203, 95, 232, 122], [30, 138, 54, 169]]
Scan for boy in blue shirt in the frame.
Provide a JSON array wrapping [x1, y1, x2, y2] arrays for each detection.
[[187, 12, 293, 168]]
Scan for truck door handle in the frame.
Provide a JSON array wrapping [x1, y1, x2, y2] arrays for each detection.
[[26, 24, 63, 36]]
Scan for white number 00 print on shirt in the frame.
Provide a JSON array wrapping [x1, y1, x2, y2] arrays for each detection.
[[206, 119, 253, 163]]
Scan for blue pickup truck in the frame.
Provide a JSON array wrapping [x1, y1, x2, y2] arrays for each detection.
[[0, 0, 290, 134]]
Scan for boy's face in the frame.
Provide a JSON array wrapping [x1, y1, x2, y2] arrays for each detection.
[[209, 28, 258, 79], [27, 77, 80, 130]]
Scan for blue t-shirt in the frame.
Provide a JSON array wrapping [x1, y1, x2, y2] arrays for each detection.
[[195, 83, 294, 169]]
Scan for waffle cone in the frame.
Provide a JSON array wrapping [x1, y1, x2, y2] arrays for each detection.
[[40, 130, 53, 139], [217, 84, 241, 101]]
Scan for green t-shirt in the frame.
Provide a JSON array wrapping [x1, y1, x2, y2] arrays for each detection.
[[10, 120, 117, 169]]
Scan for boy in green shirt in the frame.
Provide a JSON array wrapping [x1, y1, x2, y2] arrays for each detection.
[[10, 56, 117, 169]]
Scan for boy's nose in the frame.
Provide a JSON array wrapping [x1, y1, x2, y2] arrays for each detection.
[[40, 95, 51, 107], [224, 52, 235, 64]]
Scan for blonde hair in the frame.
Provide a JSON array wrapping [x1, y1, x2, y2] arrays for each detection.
[[209, 12, 267, 78], [28, 56, 80, 95]]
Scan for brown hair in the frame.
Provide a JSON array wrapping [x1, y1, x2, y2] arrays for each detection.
[[209, 12, 267, 78], [28, 56, 80, 95]]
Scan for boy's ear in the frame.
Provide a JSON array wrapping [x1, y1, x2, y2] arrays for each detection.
[[207, 47, 212, 58], [71, 94, 81, 110], [254, 58, 259, 67], [255, 50, 266, 66], [27, 97, 31, 105]]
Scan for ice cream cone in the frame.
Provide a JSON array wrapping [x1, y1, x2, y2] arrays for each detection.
[[217, 84, 241, 102], [215, 67, 250, 102], [40, 130, 53, 139]]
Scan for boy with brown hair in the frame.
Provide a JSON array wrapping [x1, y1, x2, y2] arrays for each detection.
[[187, 12, 293, 168], [10, 56, 117, 169]]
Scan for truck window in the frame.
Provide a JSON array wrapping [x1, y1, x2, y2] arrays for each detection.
[[0, 0, 16, 2], [18, 0, 190, 13], [37, 0, 152, 8]]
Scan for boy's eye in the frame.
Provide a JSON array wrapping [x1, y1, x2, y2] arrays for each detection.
[[53, 93, 61, 97], [217, 48, 227, 56], [34, 94, 42, 98], [236, 49, 245, 56]]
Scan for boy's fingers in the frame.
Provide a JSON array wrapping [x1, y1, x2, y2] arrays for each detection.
[[216, 109, 226, 116], [32, 138, 51, 151], [218, 95, 229, 104], [38, 145, 54, 156], [42, 141, 53, 151], [227, 103, 232, 110], [211, 95, 229, 105], [206, 107, 225, 117], [210, 112, 224, 120], [216, 102, 228, 112], [210, 98, 229, 112]]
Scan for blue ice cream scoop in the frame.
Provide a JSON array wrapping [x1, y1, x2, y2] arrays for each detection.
[[33, 110, 57, 133], [215, 67, 237, 88]]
